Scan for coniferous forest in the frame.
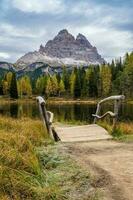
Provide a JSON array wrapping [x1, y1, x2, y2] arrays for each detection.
[[0, 52, 133, 99]]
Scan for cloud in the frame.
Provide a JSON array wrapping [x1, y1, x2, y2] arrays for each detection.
[[0, 0, 132, 62], [66, 1, 133, 61], [0, 52, 11, 59], [12, 0, 65, 14], [0, 23, 46, 38], [0, 22, 48, 62], [70, 1, 133, 27]]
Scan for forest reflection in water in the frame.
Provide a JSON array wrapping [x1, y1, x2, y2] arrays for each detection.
[[0, 101, 133, 123]]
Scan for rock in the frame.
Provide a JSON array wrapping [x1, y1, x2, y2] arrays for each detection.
[[76, 33, 92, 48], [43, 29, 76, 58], [39, 44, 45, 53], [16, 29, 105, 68]]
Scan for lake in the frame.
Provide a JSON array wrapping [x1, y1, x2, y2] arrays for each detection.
[[0, 101, 133, 123]]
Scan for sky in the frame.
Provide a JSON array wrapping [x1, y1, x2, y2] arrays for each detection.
[[0, 0, 133, 63]]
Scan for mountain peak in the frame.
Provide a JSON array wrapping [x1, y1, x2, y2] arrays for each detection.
[[76, 33, 92, 48], [58, 29, 69, 35], [16, 29, 105, 67], [53, 29, 75, 42], [76, 33, 87, 40], [39, 44, 45, 52]]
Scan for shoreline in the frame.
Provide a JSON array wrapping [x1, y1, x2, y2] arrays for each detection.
[[0, 96, 98, 104], [0, 96, 132, 104]]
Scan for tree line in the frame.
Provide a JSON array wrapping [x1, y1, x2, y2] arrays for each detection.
[[0, 52, 133, 99]]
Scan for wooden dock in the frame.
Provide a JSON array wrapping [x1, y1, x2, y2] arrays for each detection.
[[54, 124, 112, 142]]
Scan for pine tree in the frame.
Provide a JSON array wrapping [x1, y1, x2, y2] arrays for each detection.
[[110, 60, 115, 81], [35, 76, 47, 95], [2, 72, 13, 95], [46, 75, 58, 96], [2, 80, 8, 95], [0, 78, 3, 95], [81, 68, 87, 97], [46, 77, 53, 97], [18, 76, 32, 97], [88, 67, 95, 97], [101, 65, 112, 96], [122, 52, 133, 97], [56, 73, 61, 84], [85, 66, 97, 97], [94, 66, 101, 97], [62, 66, 70, 91], [10, 73, 18, 99], [83, 67, 91, 97], [59, 79, 65, 96], [52, 75, 59, 96], [69, 69, 76, 97], [74, 68, 81, 98]]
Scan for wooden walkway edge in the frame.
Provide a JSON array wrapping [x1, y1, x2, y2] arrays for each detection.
[[54, 124, 112, 142]]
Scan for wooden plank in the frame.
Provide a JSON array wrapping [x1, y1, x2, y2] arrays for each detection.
[[54, 124, 112, 142]]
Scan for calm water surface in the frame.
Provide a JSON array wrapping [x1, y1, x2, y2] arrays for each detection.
[[0, 101, 133, 123]]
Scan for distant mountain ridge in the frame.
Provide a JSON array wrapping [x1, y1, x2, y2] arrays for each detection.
[[16, 29, 105, 68], [0, 62, 15, 71]]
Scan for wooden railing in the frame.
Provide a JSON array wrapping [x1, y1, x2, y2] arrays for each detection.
[[37, 95, 125, 140], [36, 96, 54, 139], [92, 95, 125, 127], [36, 96, 60, 141]]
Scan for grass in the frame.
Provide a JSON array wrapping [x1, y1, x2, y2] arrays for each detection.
[[0, 116, 51, 200], [37, 145, 100, 200], [0, 116, 99, 200], [112, 122, 133, 142], [98, 120, 133, 142]]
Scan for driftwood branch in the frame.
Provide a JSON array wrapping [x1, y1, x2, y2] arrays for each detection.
[[98, 95, 125, 104], [92, 111, 116, 119], [93, 95, 125, 126]]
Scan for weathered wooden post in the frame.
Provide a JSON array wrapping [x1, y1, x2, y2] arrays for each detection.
[[36, 96, 54, 139], [113, 97, 123, 128]]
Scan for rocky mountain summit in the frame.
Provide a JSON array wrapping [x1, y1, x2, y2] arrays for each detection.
[[16, 29, 105, 68]]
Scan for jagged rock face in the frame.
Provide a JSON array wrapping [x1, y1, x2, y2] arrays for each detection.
[[43, 29, 76, 58], [16, 29, 105, 68], [39, 29, 104, 64], [17, 51, 88, 69], [76, 33, 92, 48]]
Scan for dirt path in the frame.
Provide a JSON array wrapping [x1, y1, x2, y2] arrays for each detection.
[[60, 140, 133, 200]]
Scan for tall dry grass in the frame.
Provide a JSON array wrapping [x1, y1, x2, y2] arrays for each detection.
[[99, 120, 133, 142], [0, 116, 99, 200], [0, 116, 58, 200]]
